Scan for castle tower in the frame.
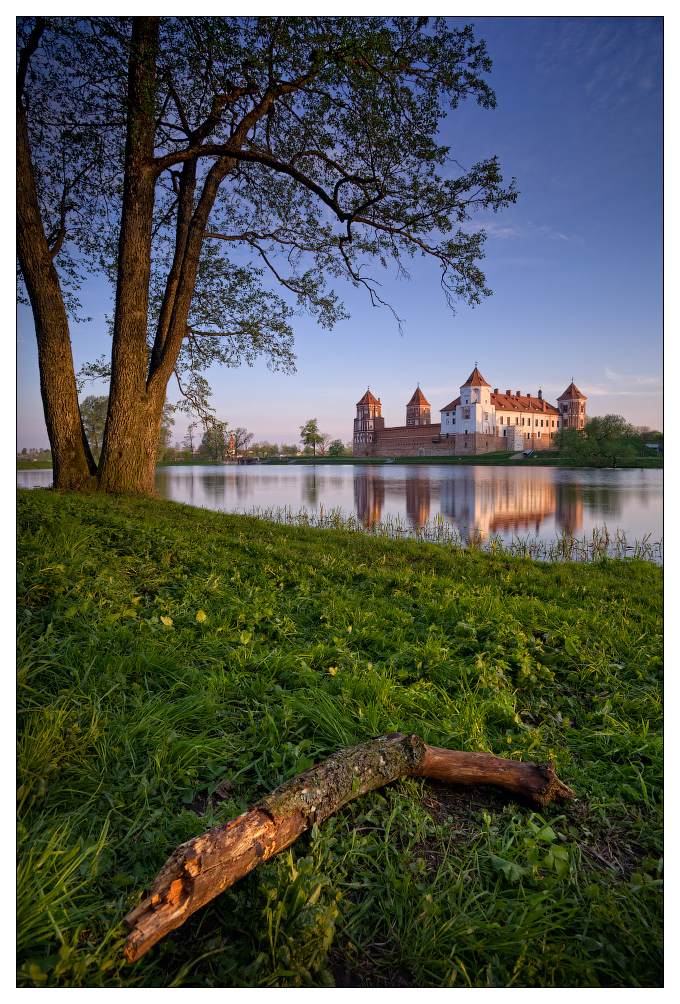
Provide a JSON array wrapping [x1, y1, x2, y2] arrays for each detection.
[[557, 381, 587, 430], [457, 365, 494, 434], [353, 388, 384, 456], [405, 385, 431, 426]]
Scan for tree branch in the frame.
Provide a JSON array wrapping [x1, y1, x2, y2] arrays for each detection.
[[17, 17, 45, 102], [123, 733, 574, 962]]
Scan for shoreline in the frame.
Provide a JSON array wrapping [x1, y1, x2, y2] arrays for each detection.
[[18, 454, 663, 472]]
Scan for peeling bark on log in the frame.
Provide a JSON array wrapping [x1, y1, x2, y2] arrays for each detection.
[[123, 733, 574, 962]]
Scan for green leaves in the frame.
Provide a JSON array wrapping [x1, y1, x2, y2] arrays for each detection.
[[564, 636, 581, 658], [490, 855, 529, 883]]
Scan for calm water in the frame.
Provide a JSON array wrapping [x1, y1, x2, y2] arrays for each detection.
[[18, 463, 663, 557]]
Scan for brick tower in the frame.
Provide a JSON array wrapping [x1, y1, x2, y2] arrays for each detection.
[[557, 381, 587, 429], [353, 389, 384, 456], [405, 385, 431, 426]]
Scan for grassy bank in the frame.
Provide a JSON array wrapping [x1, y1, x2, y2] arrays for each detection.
[[17, 460, 53, 470], [17, 489, 663, 987], [19, 453, 663, 472]]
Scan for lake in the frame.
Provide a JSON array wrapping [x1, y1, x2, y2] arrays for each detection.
[[18, 463, 663, 561]]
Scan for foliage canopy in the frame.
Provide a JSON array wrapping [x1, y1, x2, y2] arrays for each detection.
[[557, 415, 638, 467], [18, 16, 516, 492]]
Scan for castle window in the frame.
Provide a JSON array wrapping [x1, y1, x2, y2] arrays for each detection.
[[499, 416, 503, 425], [541, 419, 544, 427], [552, 420, 555, 428]]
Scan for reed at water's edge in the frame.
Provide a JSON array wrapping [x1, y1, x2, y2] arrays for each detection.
[[17, 489, 662, 988], [240, 503, 663, 564]]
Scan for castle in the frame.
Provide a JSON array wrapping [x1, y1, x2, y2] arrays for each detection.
[[353, 366, 586, 458]]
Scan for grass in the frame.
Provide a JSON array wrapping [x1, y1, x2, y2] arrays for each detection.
[[17, 488, 663, 987], [19, 451, 663, 471], [266, 451, 662, 469]]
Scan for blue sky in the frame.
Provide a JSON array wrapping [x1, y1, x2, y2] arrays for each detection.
[[16, 14, 663, 450]]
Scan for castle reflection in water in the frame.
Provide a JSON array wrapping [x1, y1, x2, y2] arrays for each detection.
[[19, 463, 660, 554], [353, 467, 585, 541]]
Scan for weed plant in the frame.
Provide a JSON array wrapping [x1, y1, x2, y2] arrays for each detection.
[[17, 489, 662, 987]]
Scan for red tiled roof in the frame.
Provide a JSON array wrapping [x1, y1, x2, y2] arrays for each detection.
[[356, 389, 380, 407], [558, 381, 585, 400], [407, 386, 430, 407], [440, 392, 559, 415], [462, 366, 490, 388], [491, 391, 559, 415]]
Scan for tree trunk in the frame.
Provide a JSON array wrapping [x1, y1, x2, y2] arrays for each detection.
[[17, 80, 96, 489], [123, 733, 575, 962], [97, 18, 161, 494]]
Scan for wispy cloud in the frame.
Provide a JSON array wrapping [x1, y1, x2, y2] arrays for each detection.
[[527, 17, 661, 110], [540, 368, 662, 401], [575, 369, 661, 399], [602, 367, 662, 389], [462, 219, 584, 245]]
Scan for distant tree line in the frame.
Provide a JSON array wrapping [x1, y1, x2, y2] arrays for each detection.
[[18, 447, 52, 460], [155, 416, 353, 462], [29, 402, 353, 463]]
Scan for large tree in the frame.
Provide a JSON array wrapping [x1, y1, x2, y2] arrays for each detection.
[[229, 427, 254, 455], [18, 16, 516, 493], [557, 414, 637, 468], [299, 418, 324, 457]]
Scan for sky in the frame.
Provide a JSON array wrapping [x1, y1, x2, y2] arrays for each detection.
[[15, 14, 664, 451]]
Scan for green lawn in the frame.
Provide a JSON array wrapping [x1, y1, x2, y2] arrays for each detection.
[[17, 489, 663, 987]]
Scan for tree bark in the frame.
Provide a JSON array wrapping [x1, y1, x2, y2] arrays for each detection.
[[97, 17, 162, 494], [123, 733, 575, 962], [17, 49, 97, 490]]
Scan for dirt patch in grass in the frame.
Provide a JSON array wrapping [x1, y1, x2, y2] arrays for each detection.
[[328, 946, 417, 988], [563, 801, 654, 879], [420, 779, 524, 825]]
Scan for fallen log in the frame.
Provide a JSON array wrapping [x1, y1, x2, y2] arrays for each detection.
[[123, 732, 574, 962]]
